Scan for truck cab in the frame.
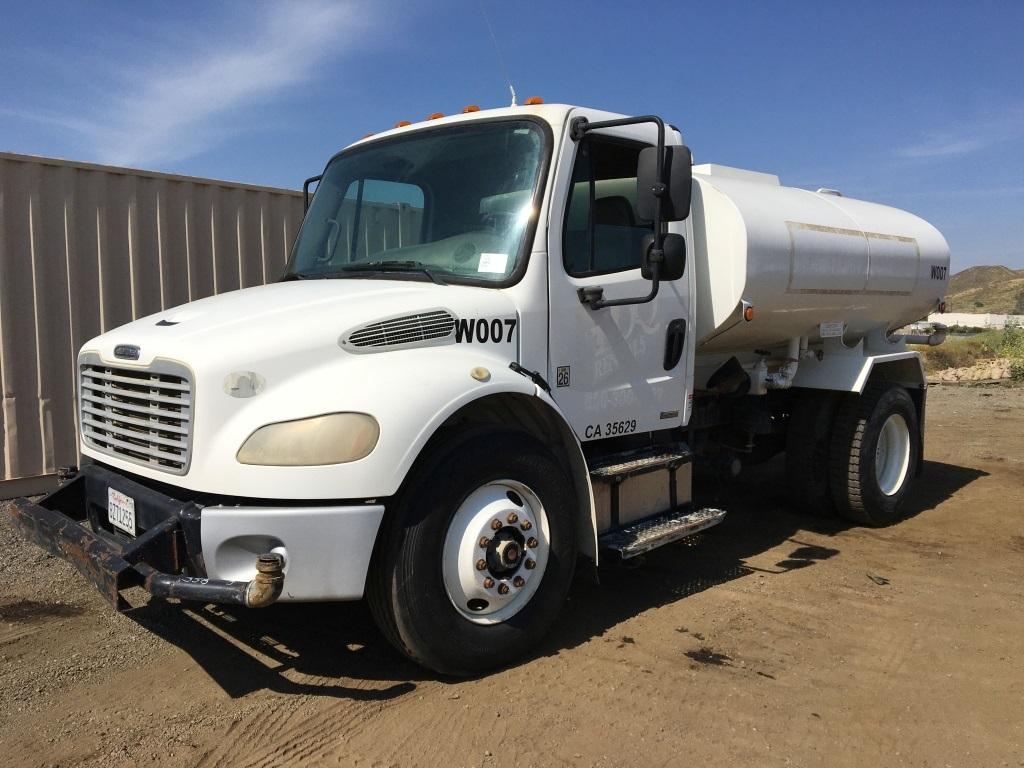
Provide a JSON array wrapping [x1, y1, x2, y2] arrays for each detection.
[[10, 102, 949, 675]]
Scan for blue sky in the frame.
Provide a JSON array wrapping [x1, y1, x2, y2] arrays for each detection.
[[1, 0, 1021, 270]]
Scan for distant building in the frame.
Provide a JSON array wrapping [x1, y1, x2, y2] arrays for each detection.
[[928, 312, 1024, 329]]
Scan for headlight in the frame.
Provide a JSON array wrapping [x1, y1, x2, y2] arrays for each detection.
[[236, 413, 379, 466]]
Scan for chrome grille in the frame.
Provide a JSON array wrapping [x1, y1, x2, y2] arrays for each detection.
[[345, 310, 455, 350], [79, 361, 193, 474]]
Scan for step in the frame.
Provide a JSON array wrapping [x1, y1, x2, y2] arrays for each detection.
[[588, 445, 692, 481], [599, 507, 727, 559]]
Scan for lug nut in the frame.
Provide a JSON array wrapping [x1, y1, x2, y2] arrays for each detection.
[[475, 558, 487, 571], [527, 537, 539, 549], [520, 520, 532, 531], [513, 576, 525, 588], [490, 519, 503, 531], [506, 512, 519, 524], [483, 577, 495, 589], [497, 582, 510, 595], [478, 536, 490, 548], [525, 558, 536, 570]]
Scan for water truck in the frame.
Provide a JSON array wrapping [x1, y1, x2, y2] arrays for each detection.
[[10, 102, 950, 674]]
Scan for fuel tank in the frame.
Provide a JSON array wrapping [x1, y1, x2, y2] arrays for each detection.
[[690, 164, 950, 354]]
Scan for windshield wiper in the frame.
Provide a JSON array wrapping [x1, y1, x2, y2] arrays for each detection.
[[339, 260, 448, 286]]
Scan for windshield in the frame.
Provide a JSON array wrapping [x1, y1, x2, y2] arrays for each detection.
[[285, 119, 548, 284]]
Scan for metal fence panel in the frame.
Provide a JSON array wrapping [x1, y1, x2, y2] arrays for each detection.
[[0, 152, 304, 494]]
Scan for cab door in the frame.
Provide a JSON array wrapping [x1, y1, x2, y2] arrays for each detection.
[[547, 109, 694, 442]]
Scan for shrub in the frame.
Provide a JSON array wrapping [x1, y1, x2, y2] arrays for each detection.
[[1011, 359, 1024, 382], [997, 326, 1024, 358], [914, 327, 1024, 373], [916, 337, 990, 371]]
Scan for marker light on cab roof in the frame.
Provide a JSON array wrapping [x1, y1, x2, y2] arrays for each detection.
[[524, 96, 544, 105]]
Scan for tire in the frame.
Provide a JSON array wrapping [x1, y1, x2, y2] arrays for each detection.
[[785, 390, 842, 516], [367, 428, 578, 676], [829, 383, 920, 526]]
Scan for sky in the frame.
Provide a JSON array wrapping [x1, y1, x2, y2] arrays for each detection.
[[1, 0, 1022, 271]]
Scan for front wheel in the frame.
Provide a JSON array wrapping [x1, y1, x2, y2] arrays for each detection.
[[829, 384, 921, 526], [368, 429, 578, 676]]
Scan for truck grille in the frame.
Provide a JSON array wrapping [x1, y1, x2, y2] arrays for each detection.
[[344, 309, 455, 350], [79, 362, 193, 474]]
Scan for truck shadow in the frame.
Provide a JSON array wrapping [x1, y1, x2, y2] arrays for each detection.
[[125, 458, 984, 697], [545, 457, 987, 657]]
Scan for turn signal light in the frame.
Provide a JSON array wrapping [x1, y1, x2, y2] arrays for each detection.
[[743, 305, 755, 322], [524, 96, 544, 105], [427, 112, 445, 120], [462, 104, 481, 113], [394, 120, 411, 128]]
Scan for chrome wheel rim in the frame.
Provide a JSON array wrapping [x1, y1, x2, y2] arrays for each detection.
[[442, 480, 550, 624], [875, 414, 911, 496]]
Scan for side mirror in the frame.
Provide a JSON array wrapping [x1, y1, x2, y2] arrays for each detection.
[[636, 145, 692, 222], [641, 233, 686, 281]]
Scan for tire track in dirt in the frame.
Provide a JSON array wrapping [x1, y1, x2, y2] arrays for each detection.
[[197, 674, 433, 768]]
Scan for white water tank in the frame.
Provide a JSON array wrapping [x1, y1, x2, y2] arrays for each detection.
[[690, 164, 950, 353]]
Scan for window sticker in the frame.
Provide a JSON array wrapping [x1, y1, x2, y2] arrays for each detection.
[[477, 252, 509, 273]]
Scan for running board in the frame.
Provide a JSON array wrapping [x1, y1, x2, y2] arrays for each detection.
[[599, 507, 727, 559], [588, 445, 691, 481]]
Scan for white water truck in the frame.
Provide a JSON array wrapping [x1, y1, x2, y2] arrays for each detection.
[[11, 102, 950, 675]]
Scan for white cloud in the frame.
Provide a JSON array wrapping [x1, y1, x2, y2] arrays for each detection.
[[6, 2, 370, 168], [896, 108, 1024, 160], [897, 136, 986, 159]]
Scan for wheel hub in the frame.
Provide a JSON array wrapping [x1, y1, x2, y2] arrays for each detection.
[[875, 413, 911, 496], [442, 481, 550, 624], [487, 529, 525, 575]]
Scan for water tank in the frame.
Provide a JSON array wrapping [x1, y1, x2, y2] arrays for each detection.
[[690, 164, 950, 354]]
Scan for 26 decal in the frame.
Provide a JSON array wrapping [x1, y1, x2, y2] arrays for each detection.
[[454, 318, 517, 343]]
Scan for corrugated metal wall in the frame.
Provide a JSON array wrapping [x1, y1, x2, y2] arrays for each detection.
[[0, 152, 304, 495]]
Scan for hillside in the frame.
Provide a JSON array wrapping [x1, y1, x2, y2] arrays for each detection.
[[945, 265, 1024, 314]]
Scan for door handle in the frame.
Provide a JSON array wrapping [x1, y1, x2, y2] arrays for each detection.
[[663, 319, 687, 370]]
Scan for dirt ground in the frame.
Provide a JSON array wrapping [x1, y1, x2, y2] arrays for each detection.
[[1, 384, 1022, 768]]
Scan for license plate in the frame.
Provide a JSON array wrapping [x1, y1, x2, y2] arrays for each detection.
[[107, 488, 137, 536]]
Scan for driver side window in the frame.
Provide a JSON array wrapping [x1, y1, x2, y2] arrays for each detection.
[[563, 136, 653, 277]]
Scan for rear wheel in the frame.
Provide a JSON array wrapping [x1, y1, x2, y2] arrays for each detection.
[[368, 429, 577, 676], [829, 383, 920, 526]]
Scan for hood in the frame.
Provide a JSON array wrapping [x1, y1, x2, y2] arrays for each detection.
[[82, 279, 519, 370]]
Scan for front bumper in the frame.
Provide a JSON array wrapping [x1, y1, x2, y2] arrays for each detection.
[[8, 464, 385, 609]]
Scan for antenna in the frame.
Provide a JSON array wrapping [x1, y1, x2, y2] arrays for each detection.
[[478, 0, 517, 106]]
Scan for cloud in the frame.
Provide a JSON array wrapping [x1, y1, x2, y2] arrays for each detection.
[[5, 2, 370, 168], [897, 137, 986, 159], [896, 108, 1024, 160], [896, 185, 1024, 199]]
